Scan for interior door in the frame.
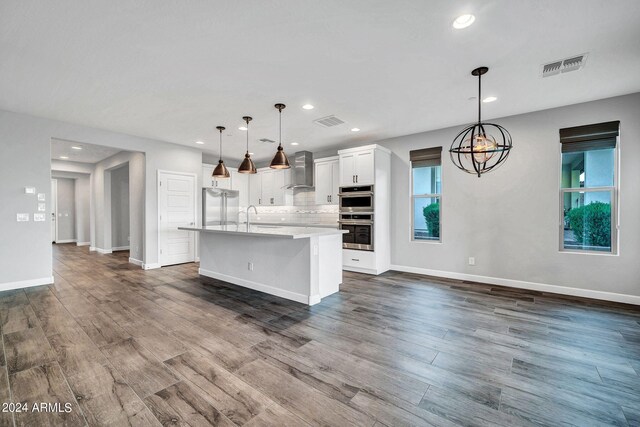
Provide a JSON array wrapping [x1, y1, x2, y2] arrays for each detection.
[[340, 153, 356, 186], [159, 171, 196, 266], [355, 150, 374, 185], [51, 179, 57, 243]]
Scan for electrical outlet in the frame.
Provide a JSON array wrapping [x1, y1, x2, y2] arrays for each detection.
[[468, 257, 476, 266], [248, 262, 254, 271]]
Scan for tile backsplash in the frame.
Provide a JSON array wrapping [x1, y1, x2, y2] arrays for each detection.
[[239, 188, 339, 226]]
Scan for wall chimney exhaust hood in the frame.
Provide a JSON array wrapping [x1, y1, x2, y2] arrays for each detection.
[[285, 151, 314, 189]]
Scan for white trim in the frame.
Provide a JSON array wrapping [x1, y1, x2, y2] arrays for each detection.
[[54, 239, 76, 244], [112, 246, 130, 251], [343, 265, 381, 275], [143, 263, 161, 270], [128, 257, 143, 267], [338, 144, 391, 155], [0, 276, 54, 292], [76, 241, 90, 246], [95, 248, 112, 254], [157, 170, 198, 267], [199, 267, 311, 305], [89, 246, 96, 252], [390, 264, 640, 306]]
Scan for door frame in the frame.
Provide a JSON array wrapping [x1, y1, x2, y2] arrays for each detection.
[[51, 179, 58, 243], [157, 170, 198, 266]]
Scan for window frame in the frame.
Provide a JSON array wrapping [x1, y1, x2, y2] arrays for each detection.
[[559, 140, 619, 255], [410, 162, 442, 243]]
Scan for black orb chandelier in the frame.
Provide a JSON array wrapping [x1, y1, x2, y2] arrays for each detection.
[[449, 67, 512, 177]]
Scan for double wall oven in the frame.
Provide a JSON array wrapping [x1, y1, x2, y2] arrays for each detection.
[[338, 185, 374, 251]]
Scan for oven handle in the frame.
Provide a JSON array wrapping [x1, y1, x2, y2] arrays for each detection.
[[338, 192, 374, 197], [338, 220, 374, 225]]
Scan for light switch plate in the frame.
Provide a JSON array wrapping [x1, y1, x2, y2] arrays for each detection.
[[25, 187, 36, 194], [37, 193, 46, 201], [17, 213, 29, 222], [34, 213, 46, 222], [38, 203, 46, 212]]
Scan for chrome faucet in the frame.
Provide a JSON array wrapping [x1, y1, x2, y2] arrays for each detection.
[[246, 205, 257, 230]]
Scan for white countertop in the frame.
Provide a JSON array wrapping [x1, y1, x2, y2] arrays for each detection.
[[179, 224, 347, 239]]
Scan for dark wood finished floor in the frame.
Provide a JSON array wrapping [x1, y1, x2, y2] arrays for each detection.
[[1, 244, 639, 426]]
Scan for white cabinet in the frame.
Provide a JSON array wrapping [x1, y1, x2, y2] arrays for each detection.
[[274, 169, 292, 206], [314, 157, 339, 205], [202, 164, 232, 189], [249, 173, 262, 206], [231, 170, 249, 207], [261, 170, 275, 205], [248, 169, 292, 206], [339, 148, 375, 186]]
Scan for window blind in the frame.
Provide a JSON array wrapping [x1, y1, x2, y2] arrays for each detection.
[[410, 146, 442, 167], [560, 120, 619, 153]]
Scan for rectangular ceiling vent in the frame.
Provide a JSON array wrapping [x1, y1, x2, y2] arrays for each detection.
[[542, 53, 588, 77], [313, 115, 345, 128], [259, 138, 275, 144]]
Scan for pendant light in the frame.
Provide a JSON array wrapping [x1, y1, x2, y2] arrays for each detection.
[[269, 103, 291, 169], [212, 126, 230, 178], [449, 67, 513, 177], [237, 116, 257, 174]]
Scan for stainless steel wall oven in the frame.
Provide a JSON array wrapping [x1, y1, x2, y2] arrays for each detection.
[[339, 185, 374, 251]]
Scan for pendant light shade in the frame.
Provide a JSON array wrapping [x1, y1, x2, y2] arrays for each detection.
[[238, 116, 257, 174], [269, 103, 291, 169], [449, 67, 513, 177], [212, 126, 230, 178]]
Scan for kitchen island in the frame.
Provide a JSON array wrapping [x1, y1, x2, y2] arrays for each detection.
[[179, 225, 347, 305]]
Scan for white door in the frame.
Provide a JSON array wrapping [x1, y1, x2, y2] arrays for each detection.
[[330, 161, 340, 204], [340, 153, 356, 186], [159, 171, 196, 266], [315, 161, 333, 204], [355, 150, 375, 185], [51, 179, 58, 243]]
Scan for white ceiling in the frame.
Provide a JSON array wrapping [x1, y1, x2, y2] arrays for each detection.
[[2, 0, 640, 162], [51, 138, 122, 163]]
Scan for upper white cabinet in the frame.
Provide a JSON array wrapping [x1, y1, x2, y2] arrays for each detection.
[[339, 148, 375, 186], [314, 157, 339, 205], [231, 170, 249, 207], [248, 168, 292, 206], [202, 164, 232, 189]]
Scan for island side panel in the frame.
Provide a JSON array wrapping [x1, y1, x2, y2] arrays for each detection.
[[317, 234, 343, 298], [198, 232, 312, 304]]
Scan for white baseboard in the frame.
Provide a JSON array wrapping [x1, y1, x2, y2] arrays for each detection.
[[343, 265, 386, 275], [143, 263, 161, 270], [55, 239, 76, 244], [76, 242, 90, 247], [0, 276, 54, 292], [390, 264, 640, 306], [112, 246, 130, 252], [129, 257, 143, 267], [89, 246, 96, 252], [95, 248, 112, 254], [199, 267, 312, 305]]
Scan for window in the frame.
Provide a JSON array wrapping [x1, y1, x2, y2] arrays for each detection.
[[410, 147, 442, 241], [560, 121, 619, 253]]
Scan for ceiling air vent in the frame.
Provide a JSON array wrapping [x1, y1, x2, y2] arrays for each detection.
[[259, 138, 275, 143], [313, 115, 345, 128], [542, 53, 588, 77]]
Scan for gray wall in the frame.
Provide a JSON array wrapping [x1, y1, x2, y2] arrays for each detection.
[[54, 178, 75, 242], [110, 164, 130, 249], [75, 175, 91, 244], [376, 93, 640, 299], [0, 108, 202, 289]]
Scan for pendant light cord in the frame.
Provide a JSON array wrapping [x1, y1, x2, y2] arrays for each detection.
[[246, 119, 249, 153], [478, 72, 482, 124], [279, 108, 282, 147], [219, 129, 223, 160]]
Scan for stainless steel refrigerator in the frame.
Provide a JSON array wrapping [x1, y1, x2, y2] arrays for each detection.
[[202, 188, 240, 226]]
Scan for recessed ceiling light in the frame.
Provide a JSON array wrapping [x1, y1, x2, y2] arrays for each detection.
[[59, 156, 69, 159], [302, 104, 314, 110], [239, 126, 248, 131], [71, 146, 82, 150], [482, 96, 497, 103], [291, 142, 299, 146], [195, 140, 205, 145], [453, 14, 475, 29], [351, 128, 360, 132]]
